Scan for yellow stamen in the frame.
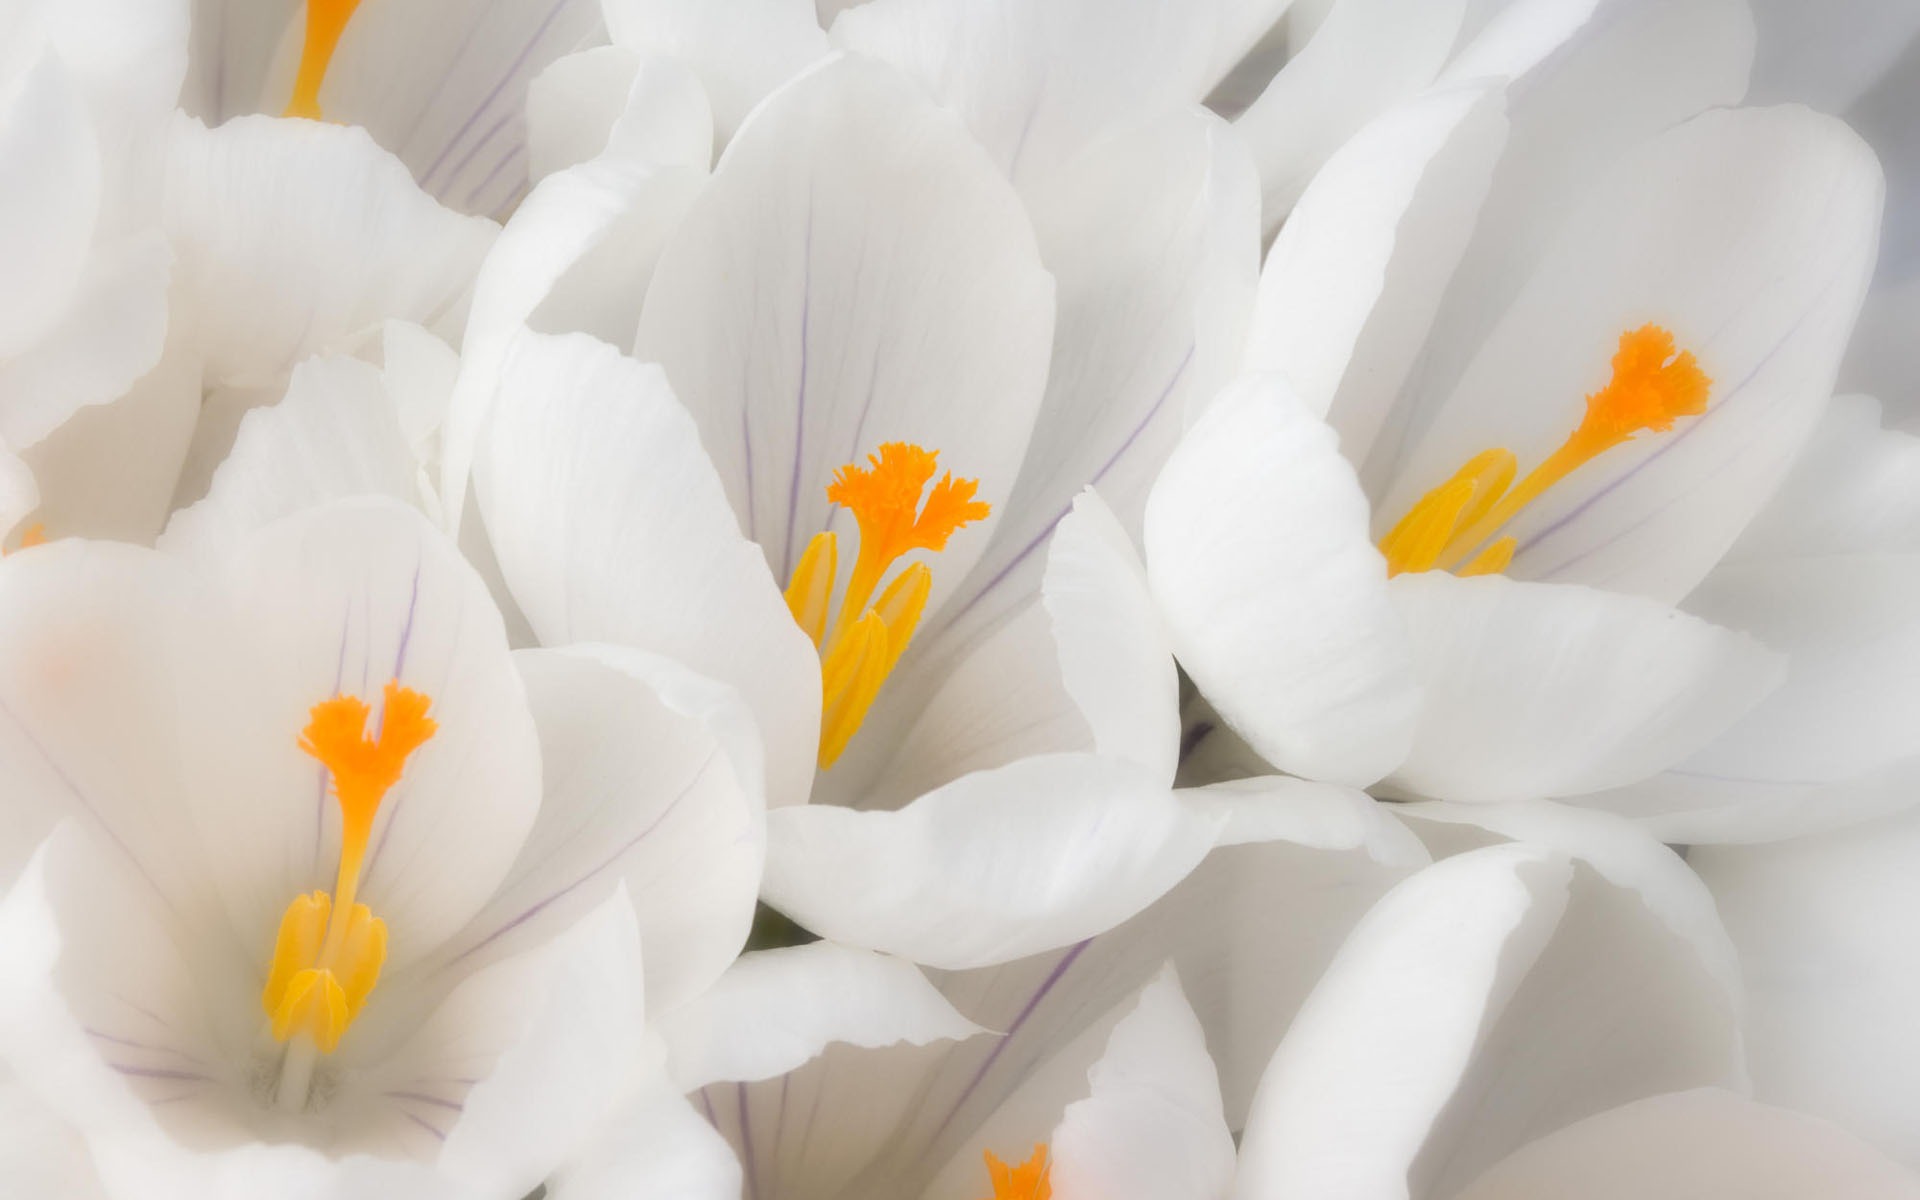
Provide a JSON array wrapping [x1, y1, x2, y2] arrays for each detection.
[[785, 443, 988, 768], [263, 681, 435, 1054], [284, 0, 364, 120], [980, 1145, 1052, 1200], [1381, 325, 1709, 578]]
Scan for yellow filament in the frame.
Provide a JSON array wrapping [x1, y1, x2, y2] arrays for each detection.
[[980, 1145, 1052, 1200], [263, 680, 435, 1053], [1381, 325, 1709, 578], [284, 0, 364, 120], [784, 443, 988, 768]]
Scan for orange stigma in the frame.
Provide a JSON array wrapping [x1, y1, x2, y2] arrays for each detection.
[[1380, 324, 1709, 578], [284, 0, 364, 120], [263, 680, 435, 1054], [784, 443, 990, 768], [980, 1145, 1052, 1200]]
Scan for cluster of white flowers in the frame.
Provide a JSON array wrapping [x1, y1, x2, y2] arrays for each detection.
[[0, 0, 1916, 1197]]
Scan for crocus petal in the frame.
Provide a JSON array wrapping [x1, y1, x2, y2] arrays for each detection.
[[0, 232, 171, 451], [604, 0, 830, 141], [211, 499, 541, 970], [1143, 374, 1421, 787], [162, 112, 496, 385], [0, 442, 35, 540], [526, 48, 713, 180], [633, 54, 1054, 609], [1383, 105, 1883, 603], [436, 645, 764, 1015], [545, 1071, 746, 1200], [0, 57, 98, 360], [1747, 0, 1920, 112], [473, 330, 820, 810], [1386, 572, 1785, 803], [1039, 491, 1180, 784], [1692, 805, 1920, 1166], [255, 0, 607, 217], [831, 0, 1289, 193], [1453, 1089, 1920, 1200], [1727, 395, 1920, 560], [1245, 82, 1506, 460], [1237, 828, 1742, 1199], [762, 754, 1222, 970], [923, 106, 1260, 658], [0, 1078, 108, 1200], [1048, 966, 1236, 1200], [159, 354, 420, 561], [1233, 0, 1471, 226], [661, 941, 983, 1090]]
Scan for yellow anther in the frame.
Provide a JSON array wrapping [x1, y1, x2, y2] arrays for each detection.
[[787, 444, 989, 767], [1381, 325, 1709, 578], [980, 1145, 1052, 1200], [263, 681, 434, 1053], [284, 0, 364, 120]]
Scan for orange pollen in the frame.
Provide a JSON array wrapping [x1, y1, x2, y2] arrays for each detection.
[[784, 442, 990, 768], [980, 1145, 1052, 1200], [2, 524, 45, 556], [284, 0, 364, 120], [1379, 324, 1709, 578], [264, 680, 435, 1054]]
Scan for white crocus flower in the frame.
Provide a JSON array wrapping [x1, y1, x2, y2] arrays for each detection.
[[1142, 0, 1885, 816], [1, 0, 496, 548], [0, 498, 759, 1198], [183, 0, 608, 218], [1234, 835, 1920, 1199]]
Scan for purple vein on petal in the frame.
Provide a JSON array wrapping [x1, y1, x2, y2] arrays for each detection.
[[779, 198, 817, 581]]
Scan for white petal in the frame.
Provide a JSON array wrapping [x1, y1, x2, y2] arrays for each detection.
[[546, 1072, 745, 1200], [1245, 82, 1506, 463], [381, 319, 461, 456], [435, 645, 763, 1015], [1728, 394, 1920, 560], [159, 353, 419, 561], [257, 0, 608, 217], [19, 344, 200, 545], [34, 0, 189, 123], [761, 754, 1222, 970], [1233, 844, 1569, 1200], [1454, 1089, 1920, 1200], [1693, 806, 1920, 1166], [527, 48, 713, 180], [0, 232, 171, 450], [212, 499, 541, 969], [1143, 374, 1421, 787], [1386, 572, 1785, 803], [1747, 0, 1920, 112], [1234, 0, 1472, 224], [633, 55, 1055, 610], [832, 0, 1289, 193], [1040, 491, 1180, 784], [1383, 105, 1883, 603], [604, 0, 829, 140], [0, 57, 98, 359], [661, 941, 983, 1089], [162, 112, 496, 385], [925, 106, 1260, 656], [473, 330, 820, 810], [431, 890, 651, 1196], [0, 1078, 108, 1200], [1049, 967, 1235, 1200], [0, 441, 35, 539]]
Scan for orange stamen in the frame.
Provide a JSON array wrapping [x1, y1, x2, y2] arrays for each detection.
[[284, 0, 364, 120], [265, 680, 434, 1053], [785, 443, 990, 767], [981, 1145, 1052, 1200], [1382, 325, 1710, 578]]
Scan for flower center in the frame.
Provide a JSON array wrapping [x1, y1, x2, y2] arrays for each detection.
[[262, 681, 435, 1057], [284, 0, 363, 120], [979, 1145, 1051, 1200], [783, 442, 990, 768], [1379, 324, 1710, 578]]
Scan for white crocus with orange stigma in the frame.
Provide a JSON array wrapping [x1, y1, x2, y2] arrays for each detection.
[[0, 498, 758, 1198], [0, 0, 496, 549], [1144, 0, 1885, 816]]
